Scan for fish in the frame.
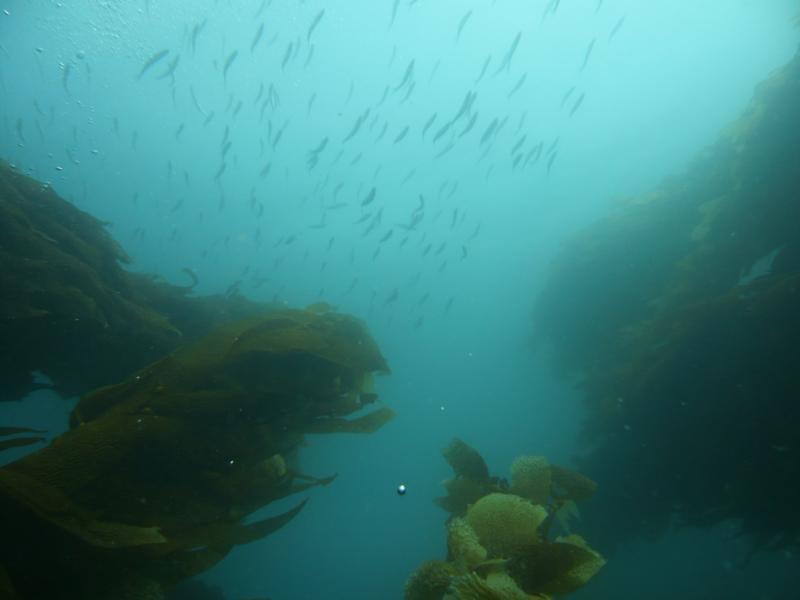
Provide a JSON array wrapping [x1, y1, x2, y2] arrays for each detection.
[[389, 0, 400, 29], [345, 80, 355, 104], [476, 55, 491, 84], [393, 126, 409, 144], [459, 112, 478, 137], [511, 135, 526, 155], [203, 111, 215, 126], [508, 73, 526, 98], [307, 9, 325, 41], [569, 93, 585, 117], [274, 118, 288, 144], [190, 85, 207, 115], [175, 123, 185, 140], [428, 59, 441, 85], [596, 0, 603, 13], [190, 20, 207, 55], [304, 44, 315, 68], [422, 113, 437, 138], [281, 42, 293, 70], [343, 114, 365, 142], [436, 142, 455, 159], [158, 54, 180, 79], [432, 121, 451, 144], [307, 137, 328, 169], [374, 122, 388, 142], [480, 118, 498, 145], [400, 168, 416, 186], [452, 90, 476, 123], [456, 11, 472, 42], [379, 229, 393, 243], [251, 23, 264, 53], [354, 213, 372, 225], [541, 0, 560, 23], [309, 136, 328, 155], [546, 136, 559, 155], [62, 62, 72, 94], [580, 39, 596, 71], [214, 162, 227, 180], [368, 113, 380, 132], [561, 86, 576, 108], [515, 112, 527, 134], [307, 93, 316, 115], [361, 187, 377, 206], [400, 81, 416, 104], [222, 50, 238, 81], [394, 59, 415, 92], [494, 32, 521, 75], [137, 49, 169, 79], [376, 85, 391, 107], [384, 288, 399, 305], [546, 151, 558, 175], [609, 16, 626, 42], [526, 142, 543, 167]]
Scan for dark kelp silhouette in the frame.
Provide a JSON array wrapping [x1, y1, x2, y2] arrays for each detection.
[[0, 306, 392, 598], [0, 160, 268, 401], [406, 439, 603, 599], [532, 49, 800, 552]]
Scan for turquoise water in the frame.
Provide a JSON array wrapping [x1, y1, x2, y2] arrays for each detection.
[[1, 2, 799, 598]]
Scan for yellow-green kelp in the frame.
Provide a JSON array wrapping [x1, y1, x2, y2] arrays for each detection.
[[0, 306, 392, 599], [406, 439, 603, 600]]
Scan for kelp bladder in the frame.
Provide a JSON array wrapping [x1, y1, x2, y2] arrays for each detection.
[[0, 307, 392, 599], [406, 439, 603, 600]]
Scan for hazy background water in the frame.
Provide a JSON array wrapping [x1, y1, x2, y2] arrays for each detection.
[[1, 1, 799, 598]]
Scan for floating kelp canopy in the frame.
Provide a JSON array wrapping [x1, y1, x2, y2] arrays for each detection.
[[533, 49, 800, 551], [405, 439, 603, 599], [0, 160, 267, 401], [0, 306, 392, 599]]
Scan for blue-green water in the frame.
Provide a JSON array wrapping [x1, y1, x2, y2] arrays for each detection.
[[1, 1, 799, 598]]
